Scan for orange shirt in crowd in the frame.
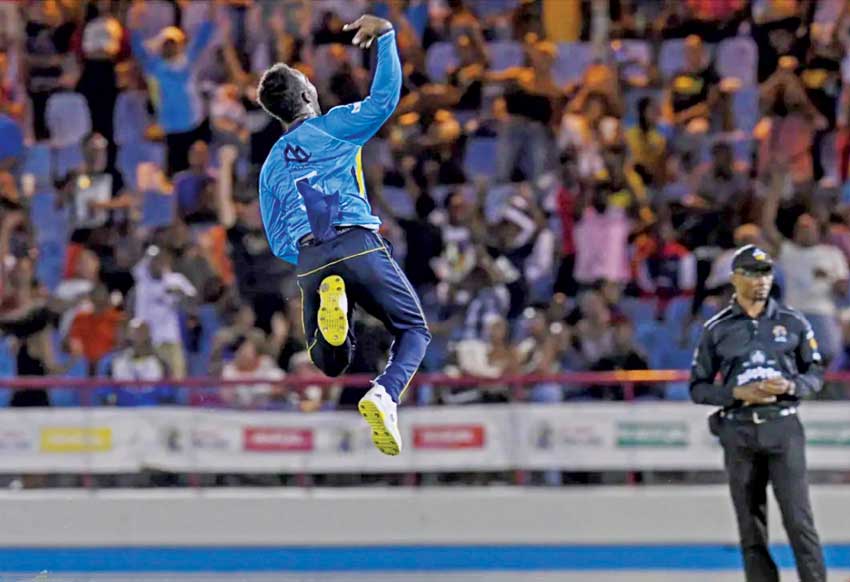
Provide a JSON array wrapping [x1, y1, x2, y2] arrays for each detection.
[[68, 307, 124, 362]]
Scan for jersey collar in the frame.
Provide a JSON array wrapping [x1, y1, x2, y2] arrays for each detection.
[[730, 296, 778, 319]]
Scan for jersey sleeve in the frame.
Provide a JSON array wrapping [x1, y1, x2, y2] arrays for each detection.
[[792, 315, 824, 397], [689, 326, 735, 406], [312, 30, 401, 146]]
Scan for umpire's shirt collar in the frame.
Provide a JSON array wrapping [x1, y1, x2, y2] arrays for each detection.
[[729, 296, 778, 319]]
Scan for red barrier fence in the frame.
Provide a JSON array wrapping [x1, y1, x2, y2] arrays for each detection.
[[0, 370, 693, 389], [0, 370, 846, 405]]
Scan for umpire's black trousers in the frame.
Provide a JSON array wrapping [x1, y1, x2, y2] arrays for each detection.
[[717, 412, 826, 582]]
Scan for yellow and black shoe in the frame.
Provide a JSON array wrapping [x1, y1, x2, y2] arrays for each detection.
[[358, 384, 402, 456], [317, 275, 349, 347]]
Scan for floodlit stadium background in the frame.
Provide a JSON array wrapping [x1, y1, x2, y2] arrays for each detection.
[[1, 0, 850, 579]]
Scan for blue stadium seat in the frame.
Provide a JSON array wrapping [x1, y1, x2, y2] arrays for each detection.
[[658, 41, 715, 80], [486, 41, 525, 71], [462, 137, 498, 179], [36, 238, 67, 292], [0, 339, 15, 378], [141, 190, 176, 229], [30, 190, 70, 292], [53, 143, 84, 178], [732, 87, 760, 134], [45, 92, 91, 148], [0, 337, 15, 407], [715, 36, 758, 86], [29, 190, 61, 231], [658, 39, 687, 80], [614, 39, 651, 85], [425, 42, 459, 82], [619, 297, 656, 326], [113, 91, 152, 146], [117, 141, 166, 190], [553, 42, 593, 87], [663, 296, 693, 325], [21, 144, 52, 186], [49, 354, 89, 407]]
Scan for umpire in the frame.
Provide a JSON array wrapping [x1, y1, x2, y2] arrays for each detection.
[[690, 245, 826, 582]]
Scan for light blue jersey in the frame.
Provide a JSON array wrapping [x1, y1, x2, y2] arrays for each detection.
[[258, 30, 402, 265]]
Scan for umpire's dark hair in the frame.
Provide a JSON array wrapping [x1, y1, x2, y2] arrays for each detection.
[[257, 63, 306, 124]]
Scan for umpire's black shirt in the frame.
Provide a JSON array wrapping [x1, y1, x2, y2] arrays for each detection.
[[690, 298, 824, 409]]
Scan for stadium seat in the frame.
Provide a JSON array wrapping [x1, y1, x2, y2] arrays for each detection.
[[732, 86, 760, 134], [663, 296, 693, 325], [425, 42, 459, 83], [658, 39, 687, 79], [21, 144, 53, 188], [36, 238, 67, 292], [553, 42, 593, 87], [658, 40, 715, 80], [113, 91, 152, 146], [117, 141, 167, 191], [0, 339, 14, 407], [0, 339, 14, 378], [715, 36, 758, 87], [619, 297, 656, 327], [45, 92, 91, 148], [486, 41, 525, 72], [30, 190, 69, 291], [53, 143, 84, 178], [141, 189, 176, 229], [614, 39, 651, 85], [462, 137, 498, 179], [50, 339, 89, 406]]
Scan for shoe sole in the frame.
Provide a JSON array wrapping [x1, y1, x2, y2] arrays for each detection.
[[318, 275, 348, 347], [358, 399, 401, 456]]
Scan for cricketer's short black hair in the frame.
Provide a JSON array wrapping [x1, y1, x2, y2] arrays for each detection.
[[257, 63, 307, 124]]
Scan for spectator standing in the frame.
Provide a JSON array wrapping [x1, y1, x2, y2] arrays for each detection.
[[572, 191, 632, 287], [763, 188, 849, 367], [75, 0, 126, 144], [221, 333, 285, 409], [108, 319, 174, 406], [127, 1, 217, 175], [67, 284, 123, 374], [131, 246, 197, 378], [23, 0, 78, 140]]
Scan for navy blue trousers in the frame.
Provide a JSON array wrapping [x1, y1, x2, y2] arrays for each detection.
[[295, 228, 431, 403]]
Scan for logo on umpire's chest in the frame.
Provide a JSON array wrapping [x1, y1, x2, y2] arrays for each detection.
[[773, 325, 788, 343], [750, 350, 766, 365], [284, 144, 311, 164]]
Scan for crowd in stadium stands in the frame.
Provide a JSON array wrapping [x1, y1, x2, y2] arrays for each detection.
[[1, 0, 850, 410]]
